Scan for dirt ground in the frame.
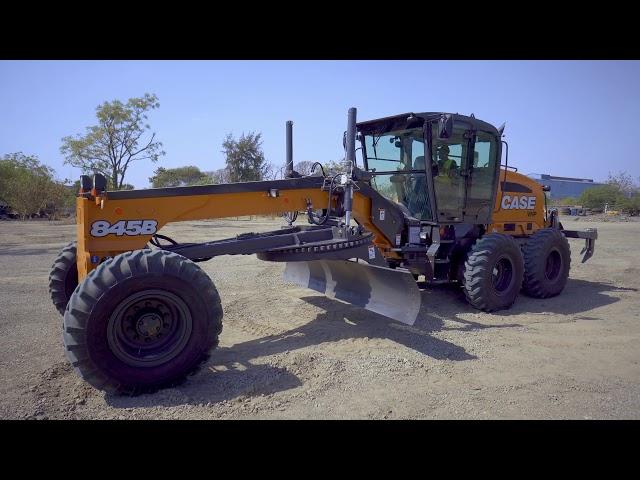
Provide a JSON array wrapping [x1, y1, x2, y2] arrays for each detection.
[[1, 216, 639, 419]]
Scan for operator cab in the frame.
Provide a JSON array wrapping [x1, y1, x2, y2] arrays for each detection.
[[357, 112, 502, 224]]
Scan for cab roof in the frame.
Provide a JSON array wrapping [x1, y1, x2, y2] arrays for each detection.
[[356, 112, 500, 136]]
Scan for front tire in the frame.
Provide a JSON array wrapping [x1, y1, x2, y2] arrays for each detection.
[[49, 241, 78, 315], [63, 249, 223, 395], [463, 233, 524, 312], [522, 228, 571, 298]]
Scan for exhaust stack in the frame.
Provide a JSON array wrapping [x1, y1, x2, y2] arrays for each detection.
[[343, 107, 357, 226], [285, 120, 293, 178]]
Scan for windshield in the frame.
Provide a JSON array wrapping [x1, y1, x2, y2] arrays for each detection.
[[364, 128, 424, 173], [363, 128, 432, 221]]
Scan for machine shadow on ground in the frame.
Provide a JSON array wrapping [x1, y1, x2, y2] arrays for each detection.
[[499, 279, 632, 317], [105, 359, 304, 410], [418, 277, 628, 318], [106, 277, 631, 409], [107, 289, 492, 409]]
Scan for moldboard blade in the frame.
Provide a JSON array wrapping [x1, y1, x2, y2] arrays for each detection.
[[283, 260, 422, 325]]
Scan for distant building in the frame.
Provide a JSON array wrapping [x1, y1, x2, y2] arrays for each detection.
[[527, 173, 605, 200]]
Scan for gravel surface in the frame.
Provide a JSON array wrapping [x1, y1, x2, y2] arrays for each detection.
[[1, 216, 639, 419]]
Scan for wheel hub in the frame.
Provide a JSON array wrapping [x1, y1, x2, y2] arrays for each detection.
[[107, 289, 193, 367], [136, 313, 163, 338], [119, 298, 173, 345], [491, 256, 514, 295]]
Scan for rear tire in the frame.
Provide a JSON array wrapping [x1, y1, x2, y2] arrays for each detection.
[[49, 241, 78, 316], [463, 233, 524, 312], [522, 228, 571, 298], [63, 249, 223, 395]]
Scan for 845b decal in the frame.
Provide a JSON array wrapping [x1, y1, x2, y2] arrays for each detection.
[[90, 220, 158, 237]]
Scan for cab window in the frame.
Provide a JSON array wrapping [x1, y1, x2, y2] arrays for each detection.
[[363, 129, 432, 220], [467, 131, 498, 210]]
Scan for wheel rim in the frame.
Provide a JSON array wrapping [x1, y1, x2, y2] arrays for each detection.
[[544, 249, 562, 281], [107, 289, 193, 367], [491, 256, 514, 295]]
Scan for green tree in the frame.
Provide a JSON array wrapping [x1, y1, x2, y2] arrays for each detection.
[[549, 196, 577, 206], [286, 160, 325, 177], [222, 132, 269, 182], [262, 162, 278, 180], [324, 159, 347, 175], [616, 192, 640, 216], [0, 160, 13, 204], [294, 161, 313, 176], [210, 167, 230, 184], [45, 181, 76, 220], [60, 93, 165, 190], [149, 166, 212, 188], [0, 153, 61, 219], [579, 184, 623, 209], [606, 171, 638, 196], [193, 176, 215, 186]]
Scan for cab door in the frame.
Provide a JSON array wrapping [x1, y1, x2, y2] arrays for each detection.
[[430, 122, 467, 222], [431, 121, 500, 224], [466, 130, 500, 223]]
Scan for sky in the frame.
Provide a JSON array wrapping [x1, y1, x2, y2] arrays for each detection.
[[1, 60, 639, 188]]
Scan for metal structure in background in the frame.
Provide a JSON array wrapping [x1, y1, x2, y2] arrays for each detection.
[[528, 173, 605, 200]]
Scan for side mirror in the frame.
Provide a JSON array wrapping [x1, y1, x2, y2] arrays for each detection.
[[344, 131, 361, 149], [342, 120, 362, 149], [437, 114, 454, 139], [389, 135, 401, 147]]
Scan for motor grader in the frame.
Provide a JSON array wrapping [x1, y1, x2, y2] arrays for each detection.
[[49, 107, 597, 395]]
